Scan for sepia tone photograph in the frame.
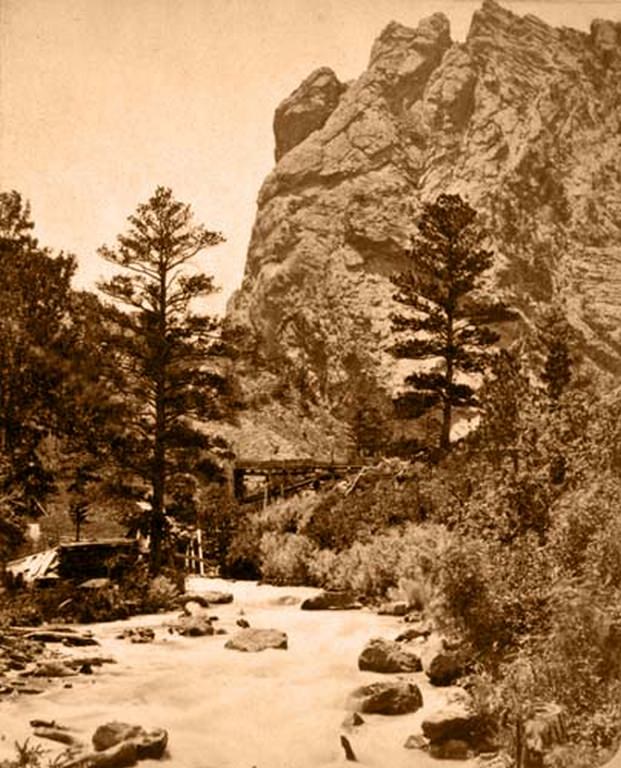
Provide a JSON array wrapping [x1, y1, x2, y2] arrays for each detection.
[[1, 0, 621, 765]]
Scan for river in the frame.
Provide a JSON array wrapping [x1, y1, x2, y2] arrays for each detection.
[[0, 578, 476, 768]]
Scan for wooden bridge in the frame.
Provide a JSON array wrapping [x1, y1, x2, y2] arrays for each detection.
[[233, 459, 370, 506]]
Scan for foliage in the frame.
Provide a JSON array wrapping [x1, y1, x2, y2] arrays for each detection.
[[259, 533, 319, 585], [390, 193, 498, 449], [304, 463, 422, 550], [538, 304, 575, 402], [424, 360, 621, 757], [0, 191, 76, 550], [97, 186, 233, 574], [0, 739, 62, 768], [1, 560, 180, 625]]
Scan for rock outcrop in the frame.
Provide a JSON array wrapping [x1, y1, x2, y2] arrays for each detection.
[[228, 0, 621, 417]]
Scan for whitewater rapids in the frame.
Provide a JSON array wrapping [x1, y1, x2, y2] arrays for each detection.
[[0, 578, 475, 768]]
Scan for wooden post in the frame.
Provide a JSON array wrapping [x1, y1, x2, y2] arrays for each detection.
[[196, 528, 204, 576]]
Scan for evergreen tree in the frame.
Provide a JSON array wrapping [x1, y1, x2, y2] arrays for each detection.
[[98, 187, 230, 574], [539, 305, 574, 402], [0, 191, 77, 527], [391, 193, 499, 450]]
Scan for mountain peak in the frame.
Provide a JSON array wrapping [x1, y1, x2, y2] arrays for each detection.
[[369, 13, 451, 70]]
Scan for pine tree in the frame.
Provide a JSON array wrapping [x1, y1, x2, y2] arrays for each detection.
[[539, 305, 573, 402], [98, 187, 230, 574], [391, 193, 499, 450], [0, 191, 76, 525]]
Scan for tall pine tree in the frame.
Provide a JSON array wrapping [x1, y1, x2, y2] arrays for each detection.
[[391, 193, 498, 450], [98, 187, 230, 574]]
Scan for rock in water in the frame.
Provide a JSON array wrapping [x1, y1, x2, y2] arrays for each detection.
[[339, 734, 357, 762], [422, 705, 478, 743], [225, 628, 288, 652], [427, 652, 463, 686], [92, 722, 168, 760], [174, 615, 214, 637], [347, 680, 423, 715], [33, 660, 76, 678], [198, 590, 233, 604], [301, 591, 362, 611], [358, 637, 422, 673], [377, 601, 410, 617]]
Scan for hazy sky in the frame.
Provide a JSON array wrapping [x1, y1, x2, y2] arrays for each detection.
[[2, 0, 621, 312]]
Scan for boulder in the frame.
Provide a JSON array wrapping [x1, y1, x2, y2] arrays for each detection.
[[33, 660, 75, 678], [225, 628, 288, 652], [117, 628, 155, 643], [65, 655, 117, 669], [199, 590, 233, 604], [301, 591, 362, 611], [429, 739, 470, 759], [92, 722, 168, 760], [377, 601, 409, 616], [341, 712, 365, 731], [347, 680, 423, 715], [177, 593, 210, 608], [271, 595, 300, 606], [358, 637, 422, 673], [422, 705, 478, 744], [175, 615, 214, 637], [404, 734, 428, 749], [395, 623, 433, 642], [427, 651, 463, 686]]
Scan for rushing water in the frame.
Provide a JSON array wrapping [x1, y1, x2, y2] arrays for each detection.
[[0, 578, 475, 768]]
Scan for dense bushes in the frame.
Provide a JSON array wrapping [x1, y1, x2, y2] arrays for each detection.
[[225, 463, 427, 590]]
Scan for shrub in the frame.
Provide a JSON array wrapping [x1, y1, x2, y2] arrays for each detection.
[[304, 470, 421, 551], [259, 533, 319, 585], [440, 534, 553, 658], [308, 522, 450, 603]]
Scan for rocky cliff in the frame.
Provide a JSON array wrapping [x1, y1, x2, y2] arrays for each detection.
[[227, 0, 621, 448]]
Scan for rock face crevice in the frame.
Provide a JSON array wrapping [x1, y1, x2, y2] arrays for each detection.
[[228, 0, 621, 398]]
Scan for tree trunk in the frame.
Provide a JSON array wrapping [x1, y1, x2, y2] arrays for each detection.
[[150, 265, 168, 576], [440, 312, 454, 451]]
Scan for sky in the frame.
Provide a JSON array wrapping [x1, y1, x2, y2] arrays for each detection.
[[2, 0, 621, 313]]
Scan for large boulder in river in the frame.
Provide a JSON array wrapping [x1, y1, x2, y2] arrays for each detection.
[[358, 637, 422, 673], [92, 722, 168, 760], [347, 680, 423, 715], [175, 615, 214, 637], [301, 590, 362, 610], [422, 705, 479, 744], [427, 651, 464, 686], [225, 628, 288, 652]]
